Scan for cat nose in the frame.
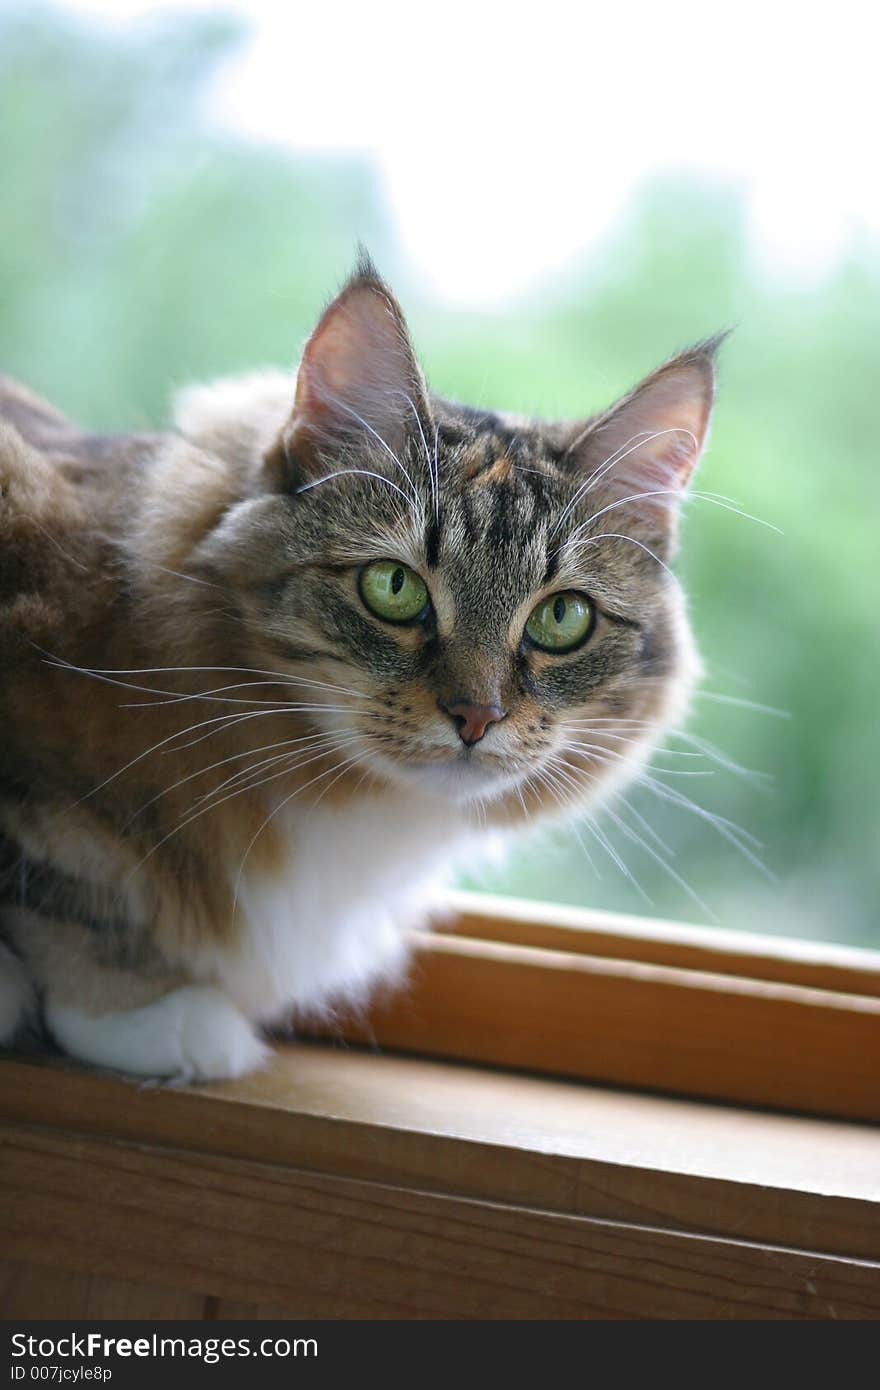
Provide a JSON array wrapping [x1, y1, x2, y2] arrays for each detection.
[[438, 699, 506, 747]]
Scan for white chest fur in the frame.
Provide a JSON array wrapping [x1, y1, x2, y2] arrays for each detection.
[[205, 791, 479, 1023]]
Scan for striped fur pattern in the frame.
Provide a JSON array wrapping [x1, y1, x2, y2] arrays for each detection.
[[0, 259, 717, 1079]]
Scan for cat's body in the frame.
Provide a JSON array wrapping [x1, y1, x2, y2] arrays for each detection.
[[0, 260, 715, 1079]]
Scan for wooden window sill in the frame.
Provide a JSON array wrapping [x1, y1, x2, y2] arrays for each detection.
[[325, 889, 880, 1124], [2, 892, 879, 1318], [2, 1042, 880, 1318]]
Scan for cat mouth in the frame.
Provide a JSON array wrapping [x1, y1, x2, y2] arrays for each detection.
[[402, 746, 512, 773], [369, 746, 529, 803]]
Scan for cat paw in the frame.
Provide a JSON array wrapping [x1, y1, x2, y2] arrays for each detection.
[[0, 944, 35, 1044], [171, 986, 271, 1082], [46, 985, 270, 1082]]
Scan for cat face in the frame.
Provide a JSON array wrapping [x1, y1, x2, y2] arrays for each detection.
[[197, 259, 715, 813]]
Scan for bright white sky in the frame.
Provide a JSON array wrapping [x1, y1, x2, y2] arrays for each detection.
[[61, 0, 880, 305]]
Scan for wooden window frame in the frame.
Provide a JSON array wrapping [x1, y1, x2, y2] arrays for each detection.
[[2, 890, 879, 1318], [316, 889, 880, 1124]]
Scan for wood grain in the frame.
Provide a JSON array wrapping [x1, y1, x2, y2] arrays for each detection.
[[0, 1260, 206, 1319], [2, 1049, 880, 1261], [2, 1123, 878, 1320], [3, 890, 880, 1319], [315, 932, 880, 1122], [445, 890, 880, 996]]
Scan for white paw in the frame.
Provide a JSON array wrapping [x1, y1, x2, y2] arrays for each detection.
[[0, 944, 34, 1043], [171, 986, 271, 1081], [46, 985, 270, 1082]]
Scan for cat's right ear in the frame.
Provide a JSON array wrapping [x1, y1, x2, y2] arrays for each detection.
[[561, 335, 726, 553], [264, 256, 431, 490]]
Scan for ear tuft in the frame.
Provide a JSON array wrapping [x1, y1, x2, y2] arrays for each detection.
[[352, 241, 383, 286]]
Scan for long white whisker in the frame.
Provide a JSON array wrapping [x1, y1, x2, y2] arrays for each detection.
[[124, 735, 365, 886], [297, 391, 422, 517], [599, 799, 715, 921], [230, 747, 369, 925], [566, 531, 677, 582], [295, 467, 415, 509], [581, 806, 652, 903], [67, 709, 284, 805], [124, 728, 356, 826], [191, 734, 365, 819], [554, 748, 678, 862], [563, 726, 703, 756], [569, 488, 782, 548], [432, 422, 441, 521], [553, 429, 666, 535], [638, 775, 772, 877], [564, 737, 712, 778], [694, 691, 790, 719], [41, 655, 371, 711], [554, 428, 698, 537], [387, 387, 435, 516], [40, 661, 371, 701]]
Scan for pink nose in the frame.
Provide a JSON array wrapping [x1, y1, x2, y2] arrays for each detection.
[[439, 700, 506, 747]]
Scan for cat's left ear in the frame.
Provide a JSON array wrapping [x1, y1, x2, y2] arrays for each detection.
[[564, 336, 725, 549], [265, 255, 431, 489]]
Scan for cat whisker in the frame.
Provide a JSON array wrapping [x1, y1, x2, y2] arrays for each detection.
[[694, 690, 790, 719], [22, 516, 89, 572], [41, 661, 372, 702], [72, 695, 377, 807], [564, 810, 600, 877], [615, 792, 677, 860], [547, 741, 764, 913], [310, 390, 423, 513], [637, 774, 773, 878], [530, 758, 603, 879], [687, 491, 784, 535], [597, 797, 716, 921], [567, 487, 782, 549], [123, 728, 355, 828], [118, 691, 281, 711], [565, 531, 677, 582], [553, 429, 660, 534], [520, 762, 571, 822], [563, 725, 704, 756], [386, 387, 436, 518], [563, 737, 712, 777], [563, 736, 765, 861], [122, 688, 374, 711], [134, 558, 223, 589], [543, 747, 700, 910], [123, 732, 366, 887], [295, 467, 416, 513], [308, 744, 375, 813], [170, 708, 301, 753], [579, 801, 652, 903], [553, 748, 679, 860], [189, 734, 365, 821], [512, 776, 531, 822], [167, 703, 382, 755], [41, 654, 372, 711], [230, 745, 372, 925], [189, 746, 356, 825], [564, 719, 771, 785], [67, 709, 286, 806]]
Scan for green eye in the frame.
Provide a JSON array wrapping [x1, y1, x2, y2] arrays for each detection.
[[525, 591, 593, 652], [359, 560, 429, 623]]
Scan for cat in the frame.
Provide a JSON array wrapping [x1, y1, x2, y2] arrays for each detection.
[[0, 254, 718, 1081]]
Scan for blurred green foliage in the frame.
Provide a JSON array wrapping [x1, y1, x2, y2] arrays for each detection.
[[2, 6, 877, 945]]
